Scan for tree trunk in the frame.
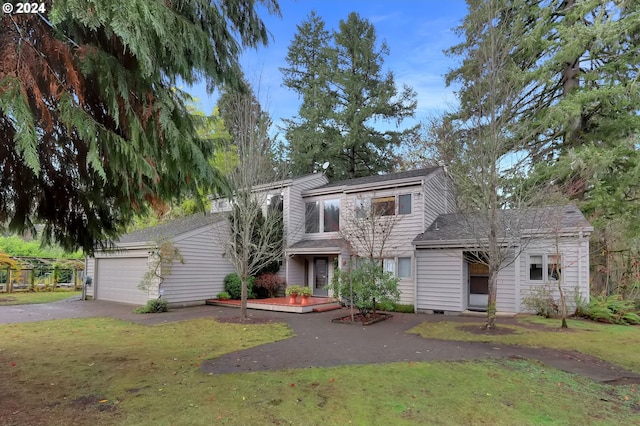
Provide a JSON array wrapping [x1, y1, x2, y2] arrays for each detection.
[[241, 275, 248, 320], [485, 270, 498, 329]]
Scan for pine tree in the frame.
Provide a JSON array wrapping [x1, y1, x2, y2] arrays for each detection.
[[328, 12, 417, 180], [281, 11, 417, 180], [0, 0, 280, 253], [280, 11, 335, 176]]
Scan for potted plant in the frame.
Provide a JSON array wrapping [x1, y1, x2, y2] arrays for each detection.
[[285, 285, 301, 304], [298, 286, 312, 305]]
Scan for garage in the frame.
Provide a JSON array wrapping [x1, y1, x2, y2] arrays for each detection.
[[95, 256, 150, 305]]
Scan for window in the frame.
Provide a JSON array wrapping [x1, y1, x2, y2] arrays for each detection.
[[355, 199, 370, 219], [548, 255, 561, 281], [305, 202, 319, 233], [398, 194, 412, 215], [529, 254, 561, 281], [323, 199, 340, 232], [268, 194, 283, 215], [398, 257, 412, 278], [529, 255, 543, 281], [383, 258, 395, 274], [372, 196, 395, 216]]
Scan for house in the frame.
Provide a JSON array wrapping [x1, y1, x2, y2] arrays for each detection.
[[413, 205, 593, 314], [86, 167, 592, 314]]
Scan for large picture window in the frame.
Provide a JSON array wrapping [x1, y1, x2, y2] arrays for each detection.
[[305, 202, 319, 233], [323, 199, 340, 232]]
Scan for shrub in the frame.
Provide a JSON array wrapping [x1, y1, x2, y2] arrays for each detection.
[[135, 298, 169, 314], [522, 285, 559, 318], [223, 273, 255, 300], [390, 303, 415, 313], [254, 273, 285, 298], [216, 291, 231, 300], [329, 259, 400, 316], [577, 294, 640, 325]]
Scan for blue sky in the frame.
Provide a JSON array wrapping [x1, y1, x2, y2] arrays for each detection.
[[188, 0, 468, 131]]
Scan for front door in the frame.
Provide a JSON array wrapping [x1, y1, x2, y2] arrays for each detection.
[[313, 257, 329, 296]]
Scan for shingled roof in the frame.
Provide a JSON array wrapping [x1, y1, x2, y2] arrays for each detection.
[[413, 204, 593, 246], [318, 167, 440, 189], [117, 213, 227, 245]]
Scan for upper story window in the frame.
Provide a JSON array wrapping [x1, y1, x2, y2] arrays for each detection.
[[323, 199, 340, 232], [305, 199, 340, 233], [372, 196, 395, 216], [358, 193, 412, 217], [398, 194, 412, 215], [305, 202, 320, 233]]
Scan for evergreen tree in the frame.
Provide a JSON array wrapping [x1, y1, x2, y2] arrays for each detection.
[[280, 11, 335, 176], [281, 11, 417, 180], [0, 0, 280, 253]]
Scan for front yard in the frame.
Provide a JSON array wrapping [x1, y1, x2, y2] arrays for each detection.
[[0, 290, 81, 306], [0, 315, 638, 425]]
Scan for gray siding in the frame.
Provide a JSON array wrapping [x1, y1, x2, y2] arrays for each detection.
[[162, 222, 235, 305], [423, 170, 453, 229], [415, 249, 464, 312], [518, 238, 589, 312], [495, 251, 517, 312], [85, 257, 95, 298], [287, 175, 328, 246]]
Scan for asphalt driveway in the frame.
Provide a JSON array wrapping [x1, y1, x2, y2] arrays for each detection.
[[1, 298, 638, 384]]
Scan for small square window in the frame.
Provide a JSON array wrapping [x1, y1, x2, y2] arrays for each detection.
[[398, 257, 411, 278], [529, 255, 543, 281], [399, 194, 411, 215], [548, 255, 561, 281]]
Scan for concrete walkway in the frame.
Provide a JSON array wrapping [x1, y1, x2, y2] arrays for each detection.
[[1, 298, 638, 384]]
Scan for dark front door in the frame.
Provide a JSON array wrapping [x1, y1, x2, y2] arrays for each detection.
[[314, 257, 329, 297]]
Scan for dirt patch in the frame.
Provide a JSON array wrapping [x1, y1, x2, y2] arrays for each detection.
[[331, 312, 392, 325], [0, 296, 17, 303], [602, 377, 640, 386]]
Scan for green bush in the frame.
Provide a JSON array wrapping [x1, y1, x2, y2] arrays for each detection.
[[329, 259, 400, 316], [135, 298, 169, 314], [578, 294, 640, 325], [522, 285, 559, 318], [216, 291, 231, 300], [390, 303, 415, 313], [223, 273, 255, 299]]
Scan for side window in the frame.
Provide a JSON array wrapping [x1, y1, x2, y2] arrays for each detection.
[[548, 255, 561, 281], [323, 199, 340, 232], [529, 255, 543, 281], [398, 257, 412, 278], [305, 202, 319, 233], [398, 194, 412, 215], [372, 196, 395, 216]]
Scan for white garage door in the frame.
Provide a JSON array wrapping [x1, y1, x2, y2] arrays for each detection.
[[95, 257, 150, 305]]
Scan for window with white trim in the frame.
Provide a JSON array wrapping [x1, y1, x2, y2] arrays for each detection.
[[398, 257, 412, 278], [529, 254, 561, 281], [305, 199, 340, 233]]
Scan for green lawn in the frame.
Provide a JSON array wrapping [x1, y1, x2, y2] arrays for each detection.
[[409, 315, 640, 374], [0, 316, 638, 425], [0, 290, 81, 305]]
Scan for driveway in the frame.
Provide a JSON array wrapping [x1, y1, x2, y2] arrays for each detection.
[[1, 298, 638, 384]]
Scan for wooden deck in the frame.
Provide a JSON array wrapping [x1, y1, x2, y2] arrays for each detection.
[[205, 296, 342, 314]]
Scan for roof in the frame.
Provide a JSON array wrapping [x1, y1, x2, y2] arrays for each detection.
[[117, 213, 226, 245], [413, 204, 593, 246], [286, 238, 351, 254], [316, 167, 440, 190]]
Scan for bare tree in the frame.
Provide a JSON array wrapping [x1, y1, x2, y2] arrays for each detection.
[[215, 82, 286, 320], [431, 0, 544, 329]]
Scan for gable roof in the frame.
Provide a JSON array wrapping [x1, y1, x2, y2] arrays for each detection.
[[413, 204, 593, 247], [117, 213, 226, 245], [322, 167, 440, 189]]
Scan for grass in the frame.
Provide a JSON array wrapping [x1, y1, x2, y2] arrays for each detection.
[[0, 289, 81, 305], [409, 315, 640, 374], [0, 316, 638, 425]]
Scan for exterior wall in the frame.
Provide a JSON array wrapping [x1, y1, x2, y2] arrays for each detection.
[[423, 169, 455, 229], [415, 249, 464, 312], [286, 174, 329, 246], [496, 250, 517, 313], [517, 237, 590, 312], [85, 256, 95, 298], [162, 221, 235, 305]]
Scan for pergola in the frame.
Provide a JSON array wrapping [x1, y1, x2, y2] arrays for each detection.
[[0, 257, 85, 293]]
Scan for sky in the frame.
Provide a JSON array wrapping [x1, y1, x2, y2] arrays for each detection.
[[188, 0, 469, 133]]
